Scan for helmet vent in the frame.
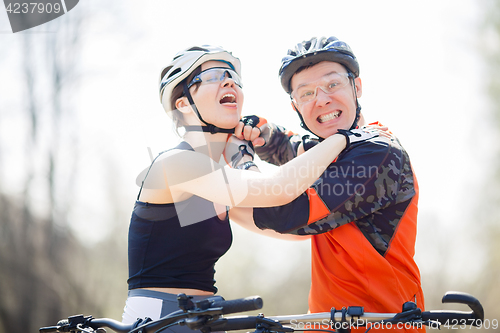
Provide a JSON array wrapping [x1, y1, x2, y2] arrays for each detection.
[[167, 67, 181, 80], [161, 66, 173, 81], [187, 46, 209, 52]]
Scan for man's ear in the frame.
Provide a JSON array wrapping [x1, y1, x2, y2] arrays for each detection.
[[354, 77, 362, 98], [175, 97, 191, 114]]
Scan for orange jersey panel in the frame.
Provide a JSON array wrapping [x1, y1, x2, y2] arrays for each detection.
[[309, 179, 424, 332]]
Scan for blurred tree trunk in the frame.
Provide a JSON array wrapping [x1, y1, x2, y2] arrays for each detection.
[[473, 0, 500, 331], [0, 9, 106, 333]]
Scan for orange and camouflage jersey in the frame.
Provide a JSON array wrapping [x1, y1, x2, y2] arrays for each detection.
[[254, 122, 425, 332]]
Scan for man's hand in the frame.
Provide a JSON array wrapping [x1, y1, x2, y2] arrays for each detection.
[[363, 121, 391, 139], [336, 128, 380, 151], [234, 115, 270, 148]]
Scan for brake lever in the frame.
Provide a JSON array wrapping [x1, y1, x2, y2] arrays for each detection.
[[254, 315, 294, 333], [184, 308, 227, 330]]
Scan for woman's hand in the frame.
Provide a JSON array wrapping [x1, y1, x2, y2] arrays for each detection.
[[234, 115, 269, 147]]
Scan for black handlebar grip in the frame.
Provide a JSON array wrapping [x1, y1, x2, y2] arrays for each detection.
[[442, 291, 484, 322], [422, 292, 485, 327], [39, 319, 69, 332], [210, 296, 263, 315], [422, 310, 475, 324], [207, 317, 261, 331]]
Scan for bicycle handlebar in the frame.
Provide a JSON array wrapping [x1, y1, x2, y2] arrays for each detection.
[[39, 316, 135, 333], [261, 291, 484, 329], [39, 291, 484, 333], [131, 295, 264, 333], [40, 295, 263, 333], [418, 291, 484, 327]]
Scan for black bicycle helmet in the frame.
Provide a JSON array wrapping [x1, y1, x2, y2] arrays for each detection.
[[279, 36, 361, 134], [279, 36, 359, 94]]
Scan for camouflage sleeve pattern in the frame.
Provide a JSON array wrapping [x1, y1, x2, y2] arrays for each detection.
[[253, 136, 416, 254], [254, 123, 302, 166]]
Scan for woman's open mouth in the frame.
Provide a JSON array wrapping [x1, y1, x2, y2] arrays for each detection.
[[220, 93, 236, 105]]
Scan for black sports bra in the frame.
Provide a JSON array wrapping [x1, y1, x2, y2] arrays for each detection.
[[127, 142, 232, 293]]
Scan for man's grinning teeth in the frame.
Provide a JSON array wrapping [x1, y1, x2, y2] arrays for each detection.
[[318, 111, 341, 123]]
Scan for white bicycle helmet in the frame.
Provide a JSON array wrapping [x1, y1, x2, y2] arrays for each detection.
[[159, 45, 242, 116]]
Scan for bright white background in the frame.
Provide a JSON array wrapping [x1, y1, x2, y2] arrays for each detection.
[[0, 0, 495, 312]]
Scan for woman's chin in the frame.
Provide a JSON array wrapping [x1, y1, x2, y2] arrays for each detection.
[[216, 117, 241, 130]]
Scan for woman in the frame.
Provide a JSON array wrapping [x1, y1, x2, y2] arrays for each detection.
[[121, 45, 376, 328]]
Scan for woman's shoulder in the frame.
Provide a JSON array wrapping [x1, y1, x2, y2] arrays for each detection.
[[147, 141, 199, 168], [136, 146, 220, 188], [154, 146, 196, 163]]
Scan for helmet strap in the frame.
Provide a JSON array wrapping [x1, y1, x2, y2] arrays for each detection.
[[182, 83, 235, 134], [184, 125, 234, 134], [291, 101, 323, 139], [349, 76, 361, 130], [291, 101, 309, 131]]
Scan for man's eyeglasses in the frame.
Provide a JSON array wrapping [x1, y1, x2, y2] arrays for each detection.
[[291, 72, 353, 105], [187, 67, 243, 89]]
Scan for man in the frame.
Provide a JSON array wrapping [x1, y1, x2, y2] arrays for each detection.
[[234, 36, 424, 331]]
